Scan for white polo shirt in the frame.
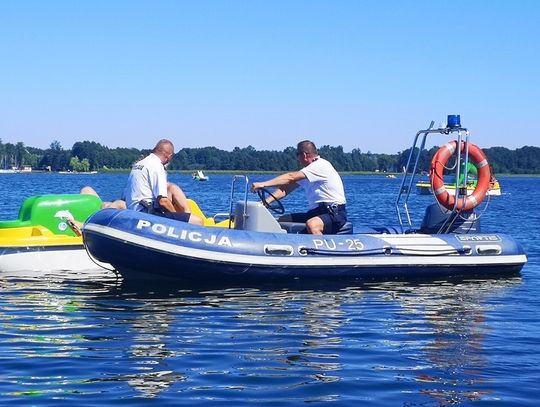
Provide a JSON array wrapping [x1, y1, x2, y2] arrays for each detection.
[[299, 156, 346, 210], [125, 153, 168, 211]]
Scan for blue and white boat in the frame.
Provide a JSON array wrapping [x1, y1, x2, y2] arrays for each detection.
[[83, 117, 527, 283]]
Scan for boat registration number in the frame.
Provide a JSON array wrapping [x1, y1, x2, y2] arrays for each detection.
[[313, 238, 364, 251]]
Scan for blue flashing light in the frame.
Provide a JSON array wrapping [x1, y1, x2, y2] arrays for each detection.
[[447, 115, 461, 128]]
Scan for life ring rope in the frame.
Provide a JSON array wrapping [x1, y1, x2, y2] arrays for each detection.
[[429, 141, 491, 211]]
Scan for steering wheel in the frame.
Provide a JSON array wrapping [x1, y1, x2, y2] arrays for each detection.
[[256, 187, 285, 215]]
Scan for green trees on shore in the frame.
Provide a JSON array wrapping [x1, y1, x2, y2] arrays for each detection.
[[1, 138, 539, 174]]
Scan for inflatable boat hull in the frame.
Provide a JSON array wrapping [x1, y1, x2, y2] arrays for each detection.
[[83, 209, 527, 282]]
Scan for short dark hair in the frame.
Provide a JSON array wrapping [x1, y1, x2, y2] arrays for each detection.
[[297, 140, 317, 155]]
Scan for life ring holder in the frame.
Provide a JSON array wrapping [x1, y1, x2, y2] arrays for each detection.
[[430, 141, 491, 211]]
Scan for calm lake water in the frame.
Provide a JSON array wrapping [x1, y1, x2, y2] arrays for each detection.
[[1, 173, 539, 406]]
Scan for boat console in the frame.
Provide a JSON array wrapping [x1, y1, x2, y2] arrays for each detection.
[[233, 201, 286, 233], [232, 200, 355, 234]]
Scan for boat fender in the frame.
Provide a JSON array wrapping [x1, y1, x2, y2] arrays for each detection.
[[430, 141, 491, 211]]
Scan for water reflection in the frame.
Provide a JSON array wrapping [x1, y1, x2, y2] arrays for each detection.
[[0, 274, 522, 404], [371, 278, 521, 405], [0, 275, 120, 399], [124, 301, 183, 397]]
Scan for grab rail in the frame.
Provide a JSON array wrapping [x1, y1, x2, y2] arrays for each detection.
[[228, 175, 249, 229]]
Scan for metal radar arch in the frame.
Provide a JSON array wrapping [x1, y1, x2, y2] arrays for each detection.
[[395, 114, 481, 233]]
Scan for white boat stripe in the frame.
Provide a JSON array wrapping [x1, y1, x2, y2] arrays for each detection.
[[380, 236, 454, 247]]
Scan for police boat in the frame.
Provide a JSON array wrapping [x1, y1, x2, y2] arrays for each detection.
[[82, 116, 527, 283]]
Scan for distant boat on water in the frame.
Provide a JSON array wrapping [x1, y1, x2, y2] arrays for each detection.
[[59, 170, 98, 174], [0, 168, 17, 174], [192, 170, 209, 181], [416, 178, 502, 196], [0, 165, 32, 174]]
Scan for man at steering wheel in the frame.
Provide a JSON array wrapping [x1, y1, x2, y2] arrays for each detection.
[[251, 140, 347, 235]]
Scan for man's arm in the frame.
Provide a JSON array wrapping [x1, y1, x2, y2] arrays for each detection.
[[157, 196, 177, 213], [252, 171, 306, 192]]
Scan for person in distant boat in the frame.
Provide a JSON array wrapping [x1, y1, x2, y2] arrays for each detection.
[[251, 140, 347, 235], [124, 139, 203, 225]]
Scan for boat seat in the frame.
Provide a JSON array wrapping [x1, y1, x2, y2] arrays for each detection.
[[279, 221, 354, 234], [234, 201, 286, 233], [420, 203, 481, 234]]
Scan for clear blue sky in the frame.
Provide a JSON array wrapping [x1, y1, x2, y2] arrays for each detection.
[[1, 0, 539, 153]]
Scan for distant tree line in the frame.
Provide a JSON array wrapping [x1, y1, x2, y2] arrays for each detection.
[[1, 139, 539, 174]]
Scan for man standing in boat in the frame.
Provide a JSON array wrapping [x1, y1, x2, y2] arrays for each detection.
[[125, 139, 203, 225], [251, 140, 347, 235]]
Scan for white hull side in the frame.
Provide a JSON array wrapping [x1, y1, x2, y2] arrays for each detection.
[[0, 248, 112, 274]]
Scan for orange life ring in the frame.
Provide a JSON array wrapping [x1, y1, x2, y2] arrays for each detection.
[[430, 141, 491, 211]]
